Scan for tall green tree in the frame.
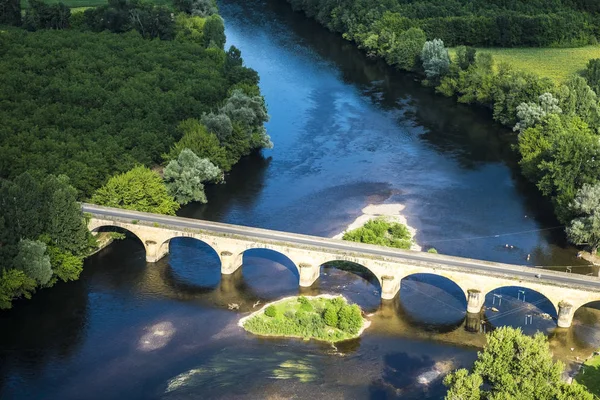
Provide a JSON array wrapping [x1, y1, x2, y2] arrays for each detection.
[[558, 76, 600, 129], [23, 0, 71, 30], [585, 59, 600, 96], [567, 183, 600, 253], [444, 326, 593, 400], [514, 93, 562, 133], [203, 14, 226, 49], [91, 166, 180, 215], [166, 119, 231, 170], [14, 239, 53, 287], [388, 28, 426, 71], [42, 175, 90, 255], [164, 149, 221, 205], [0, 0, 21, 26], [0, 269, 36, 309], [421, 39, 450, 81]]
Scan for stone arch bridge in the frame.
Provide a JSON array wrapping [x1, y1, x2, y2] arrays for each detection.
[[84, 203, 600, 328]]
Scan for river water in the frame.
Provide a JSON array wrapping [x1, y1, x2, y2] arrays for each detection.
[[2, 0, 600, 398]]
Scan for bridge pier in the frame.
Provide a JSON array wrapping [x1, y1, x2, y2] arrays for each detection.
[[467, 289, 485, 314], [381, 275, 400, 300], [557, 301, 575, 328], [220, 251, 243, 275], [145, 240, 169, 263], [299, 263, 319, 287]]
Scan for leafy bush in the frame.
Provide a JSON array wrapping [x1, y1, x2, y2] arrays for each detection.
[[342, 218, 413, 249], [323, 305, 338, 327], [264, 305, 277, 318], [337, 304, 363, 334], [298, 296, 314, 312]]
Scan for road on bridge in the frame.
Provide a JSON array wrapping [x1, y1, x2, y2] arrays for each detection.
[[82, 203, 600, 292]]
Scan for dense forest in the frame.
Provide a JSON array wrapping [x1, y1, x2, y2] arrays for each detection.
[[286, 0, 600, 47], [287, 0, 600, 255], [0, 0, 271, 307]]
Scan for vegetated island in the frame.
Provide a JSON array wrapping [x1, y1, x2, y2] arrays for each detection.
[[239, 295, 370, 343]]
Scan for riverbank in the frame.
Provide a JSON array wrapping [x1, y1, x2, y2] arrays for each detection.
[[239, 294, 371, 343], [333, 204, 422, 251]]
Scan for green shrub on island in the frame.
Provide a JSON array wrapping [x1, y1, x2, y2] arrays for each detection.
[[264, 305, 278, 318], [342, 218, 413, 250], [242, 296, 365, 342]]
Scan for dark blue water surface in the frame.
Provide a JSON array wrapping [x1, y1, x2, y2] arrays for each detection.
[[2, 0, 600, 399]]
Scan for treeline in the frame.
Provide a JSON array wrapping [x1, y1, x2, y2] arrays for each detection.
[[0, 173, 95, 309], [0, 0, 271, 306], [435, 47, 600, 244], [287, 0, 599, 48]]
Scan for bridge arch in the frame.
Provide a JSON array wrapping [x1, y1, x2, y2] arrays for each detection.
[[158, 236, 220, 265], [237, 247, 300, 278], [482, 286, 558, 331], [319, 259, 383, 290], [483, 285, 559, 317], [88, 223, 147, 255], [398, 273, 468, 326]]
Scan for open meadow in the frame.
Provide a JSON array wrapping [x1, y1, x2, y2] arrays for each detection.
[[451, 46, 600, 83]]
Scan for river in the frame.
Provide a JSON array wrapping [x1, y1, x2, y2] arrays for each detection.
[[2, 0, 600, 398]]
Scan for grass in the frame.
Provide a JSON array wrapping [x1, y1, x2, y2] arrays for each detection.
[[242, 296, 365, 343], [575, 353, 600, 397], [450, 46, 600, 83]]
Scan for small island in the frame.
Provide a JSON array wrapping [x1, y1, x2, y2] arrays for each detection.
[[240, 295, 369, 343]]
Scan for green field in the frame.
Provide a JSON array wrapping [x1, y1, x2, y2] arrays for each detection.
[[451, 46, 600, 83], [575, 354, 600, 397]]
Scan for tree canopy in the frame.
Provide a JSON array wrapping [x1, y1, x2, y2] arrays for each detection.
[[444, 326, 593, 400], [0, 173, 93, 309], [286, 0, 599, 49], [164, 149, 221, 205], [91, 166, 180, 215], [567, 183, 600, 253], [0, 26, 265, 198]]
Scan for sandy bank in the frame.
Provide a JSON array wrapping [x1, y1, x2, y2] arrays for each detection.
[[332, 203, 421, 251]]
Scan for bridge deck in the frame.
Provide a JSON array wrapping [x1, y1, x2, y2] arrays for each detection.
[[83, 203, 600, 294]]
